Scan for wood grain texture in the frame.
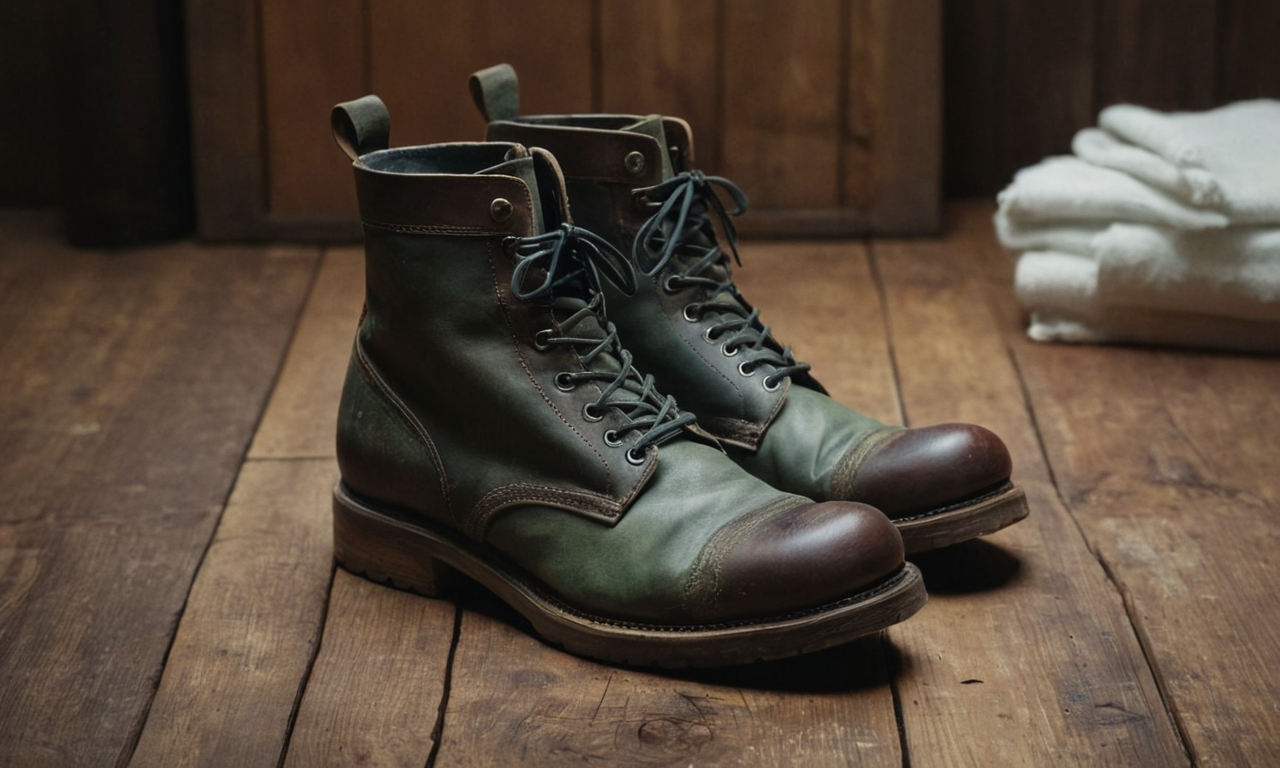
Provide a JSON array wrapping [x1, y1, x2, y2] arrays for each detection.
[[128, 458, 337, 768], [185, 0, 269, 239], [720, 0, 842, 209], [872, 205, 1190, 766], [281, 570, 456, 768], [942, 0, 1003, 196], [1014, 341, 1280, 766], [1094, 0, 1217, 111], [371, 0, 593, 148], [0, 213, 316, 767], [1215, 0, 1280, 102], [599, 0, 721, 169], [433, 606, 903, 767], [845, 0, 942, 232], [1001, 1, 1097, 188], [250, 247, 364, 460], [261, 0, 365, 217]]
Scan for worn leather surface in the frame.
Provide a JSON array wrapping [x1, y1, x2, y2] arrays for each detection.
[[335, 125, 906, 624], [476, 84, 1017, 519]]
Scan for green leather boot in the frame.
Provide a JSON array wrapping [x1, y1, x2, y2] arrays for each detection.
[[328, 96, 924, 667], [469, 65, 1029, 554]]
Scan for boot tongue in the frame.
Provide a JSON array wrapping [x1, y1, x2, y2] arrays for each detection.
[[620, 115, 674, 180], [477, 154, 544, 233]]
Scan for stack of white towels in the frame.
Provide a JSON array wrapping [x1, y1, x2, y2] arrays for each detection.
[[996, 100, 1280, 353]]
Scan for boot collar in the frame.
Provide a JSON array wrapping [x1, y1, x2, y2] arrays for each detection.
[[487, 115, 695, 186]]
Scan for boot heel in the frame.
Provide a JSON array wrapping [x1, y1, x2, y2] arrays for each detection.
[[332, 487, 460, 597]]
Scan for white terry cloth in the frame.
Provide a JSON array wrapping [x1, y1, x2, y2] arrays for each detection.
[[1072, 128, 1223, 208], [1098, 100, 1280, 223], [1094, 224, 1280, 322], [1014, 251, 1280, 353], [997, 156, 1229, 230], [994, 208, 1105, 254]]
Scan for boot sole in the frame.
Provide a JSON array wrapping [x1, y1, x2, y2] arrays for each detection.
[[895, 481, 1030, 554], [332, 482, 927, 668]]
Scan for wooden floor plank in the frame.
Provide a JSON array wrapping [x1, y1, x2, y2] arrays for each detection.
[[0, 212, 316, 767], [1013, 336, 1280, 766], [249, 247, 364, 460], [870, 207, 1190, 766], [128, 458, 336, 768], [280, 570, 456, 768], [430, 240, 906, 767]]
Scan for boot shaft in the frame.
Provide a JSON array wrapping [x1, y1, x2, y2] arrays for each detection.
[[333, 96, 672, 535]]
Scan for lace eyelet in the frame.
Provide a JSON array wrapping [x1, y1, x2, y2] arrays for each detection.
[[554, 372, 576, 391], [682, 305, 700, 322], [738, 361, 755, 377], [582, 403, 604, 422], [701, 327, 718, 343], [603, 429, 623, 447], [532, 328, 554, 351], [626, 447, 648, 465], [663, 275, 682, 294], [762, 375, 782, 392], [722, 343, 739, 358]]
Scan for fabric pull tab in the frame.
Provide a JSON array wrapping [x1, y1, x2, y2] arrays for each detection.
[[331, 95, 391, 161], [469, 63, 520, 123]]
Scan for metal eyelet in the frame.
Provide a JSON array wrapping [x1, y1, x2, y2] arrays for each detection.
[[662, 275, 681, 294], [701, 327, 717, 343], [582, 403, 604, 422], [721, 343, 739, 357], [554, 372, 576, 391], [762, 375, 782, 392], [682, 305, 700, 322], [603, 429, 623, 447], [626, 447, 648, 465], [738, 361, 755, 377], [532, 328, 554, 351]]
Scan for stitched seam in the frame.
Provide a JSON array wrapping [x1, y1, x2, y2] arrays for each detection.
[[831, 426, 904, 499], [363, 219, 509, 236], [484, 241, 614, 510], [354, 341, 454, 519], [470, 454, 656, 537], [683, 494, 809, 615]]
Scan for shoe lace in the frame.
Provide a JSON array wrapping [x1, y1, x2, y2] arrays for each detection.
[[507, 223, 696, 459], [633, 171, 811, 389]]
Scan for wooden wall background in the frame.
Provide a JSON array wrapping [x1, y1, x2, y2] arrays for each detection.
[[945, 0, 1280, 196], [189, 0, 941, 240], [2, 0, 1278, 238]]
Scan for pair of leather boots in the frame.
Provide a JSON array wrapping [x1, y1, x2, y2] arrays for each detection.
[[330, 64, 1028, 668]]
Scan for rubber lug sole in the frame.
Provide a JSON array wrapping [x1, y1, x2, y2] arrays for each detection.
[[333, 482, 928, 668], [895, 482, 1030, 555]]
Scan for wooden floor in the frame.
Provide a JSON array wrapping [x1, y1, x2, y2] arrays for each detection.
[[2, 202, 1278, 767]]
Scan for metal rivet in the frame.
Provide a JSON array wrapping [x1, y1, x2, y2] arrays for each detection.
[[624, 151, 647, 175], [490, 198, 513, 222]]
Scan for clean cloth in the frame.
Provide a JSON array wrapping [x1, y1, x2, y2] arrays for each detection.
[[996, 216, 1280, 323], [1014, 251, 1280, 353], [997, 156, 1229, 230], [1095, 101, 1280, 223]]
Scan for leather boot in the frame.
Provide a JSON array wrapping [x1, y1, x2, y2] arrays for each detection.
[[328, 95, 925, 668], [469, 65, 1029, 554]]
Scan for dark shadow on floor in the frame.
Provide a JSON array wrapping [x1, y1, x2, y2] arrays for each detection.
[[910, 538, 1023, 594]]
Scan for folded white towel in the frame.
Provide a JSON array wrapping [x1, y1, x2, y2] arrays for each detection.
[[997, 156, 1229, 230], [1099, 100, 1280, 223], [1072, 128, 1223, 208], [1095, 224, 1280, 322], [994, 209, 1105, 254], [1014, 251, 1280, 353]]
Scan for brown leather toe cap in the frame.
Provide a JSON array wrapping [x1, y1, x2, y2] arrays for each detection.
[[693, 501, 904, 622], [849, 424, 1013, 519]]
